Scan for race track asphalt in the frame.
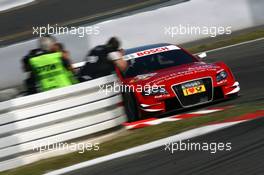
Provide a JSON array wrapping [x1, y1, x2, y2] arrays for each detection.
[[0, 0, 151, 37], [207, 39, 264, 105], [63, 38, 264, 175], [67, 116, 264, 175], [0, 0, 187, 45]]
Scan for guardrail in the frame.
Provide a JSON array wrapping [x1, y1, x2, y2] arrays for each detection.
[[0, 74, 127, 172]]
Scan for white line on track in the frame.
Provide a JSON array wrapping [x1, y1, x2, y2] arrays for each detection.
[[44, 121, 244, 175], [0, 0, 35, 12], [201, 37, 264, 54]]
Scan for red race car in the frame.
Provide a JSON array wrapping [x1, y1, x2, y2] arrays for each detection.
[[116, 43, 240, 121]]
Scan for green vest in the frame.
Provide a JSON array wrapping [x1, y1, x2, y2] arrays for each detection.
[[29, 52, 78, 92]]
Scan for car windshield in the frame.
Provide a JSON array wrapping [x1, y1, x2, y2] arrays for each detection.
[[124, 49, 196, 78]]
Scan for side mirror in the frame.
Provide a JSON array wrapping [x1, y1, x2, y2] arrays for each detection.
[[197, 52, 207, 59]]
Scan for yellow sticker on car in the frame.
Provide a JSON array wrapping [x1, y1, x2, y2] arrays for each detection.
[[182, 85, 206, 96]]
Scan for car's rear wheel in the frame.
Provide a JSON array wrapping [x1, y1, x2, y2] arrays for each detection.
[[122, 92, 141, 122]]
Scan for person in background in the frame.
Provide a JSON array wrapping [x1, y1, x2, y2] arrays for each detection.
[[53, 42, 75, 73], [79, 37, 128, 81], [22, 35, 78, 94]]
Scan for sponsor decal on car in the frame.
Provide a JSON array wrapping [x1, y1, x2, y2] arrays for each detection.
[[181, 80, 206, 96], [124, 45, 180, 60], [129, 73, 157, 83], [145, 64, 221, 85], [187, 65, 220, 71]]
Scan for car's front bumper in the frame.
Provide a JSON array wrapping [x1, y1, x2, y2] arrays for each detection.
[[138, 81, 240, 116]]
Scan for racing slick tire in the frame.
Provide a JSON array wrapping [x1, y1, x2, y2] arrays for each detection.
[[122, 92, 141, 122]]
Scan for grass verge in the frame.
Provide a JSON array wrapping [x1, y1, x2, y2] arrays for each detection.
[[185, 28, 264, 53], [1, 100, 264, 175]]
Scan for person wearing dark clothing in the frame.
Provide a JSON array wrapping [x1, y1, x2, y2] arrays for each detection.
[[53, 42, 75, 73], [79, 37, 127, 81]]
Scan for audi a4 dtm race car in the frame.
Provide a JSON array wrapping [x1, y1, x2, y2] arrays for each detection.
[[116, 43, 240, 121]]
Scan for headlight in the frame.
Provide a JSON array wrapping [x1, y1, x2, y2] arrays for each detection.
[[216, 71, 228, 82], [142, 86, 168, 96]]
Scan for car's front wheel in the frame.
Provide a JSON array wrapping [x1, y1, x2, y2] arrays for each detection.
[[122, 92, 141, 122]]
